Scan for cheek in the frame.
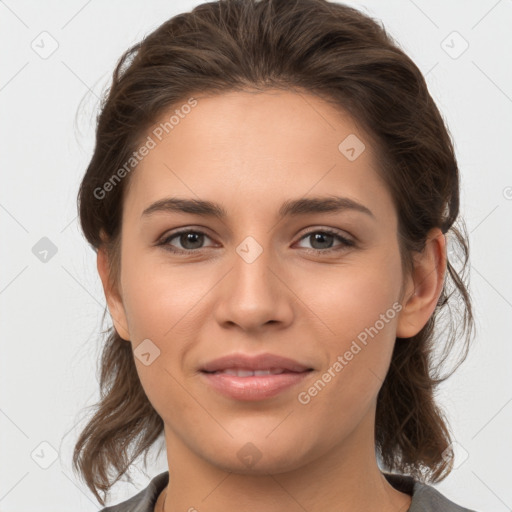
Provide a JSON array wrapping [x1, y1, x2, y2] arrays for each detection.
[[118, 257, 207, 419], [295, 245, 403, 344], [293, 246, 402, 407], [120, 248, 209, 342]]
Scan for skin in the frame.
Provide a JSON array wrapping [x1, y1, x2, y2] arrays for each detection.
[[97, 89, 446, 512]]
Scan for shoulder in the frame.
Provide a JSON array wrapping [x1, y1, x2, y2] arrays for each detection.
[[410, 480, 479, 512], [99, 471, 169, 512], [383, 472, 480, 512]]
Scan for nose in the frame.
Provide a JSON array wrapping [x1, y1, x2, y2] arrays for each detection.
[[213, 240, 294, 333]]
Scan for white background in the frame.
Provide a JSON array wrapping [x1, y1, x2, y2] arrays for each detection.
[[1, 0, 511, 510]]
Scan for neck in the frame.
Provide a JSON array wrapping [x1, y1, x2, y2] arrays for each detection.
[[161, 411, 411, 512]]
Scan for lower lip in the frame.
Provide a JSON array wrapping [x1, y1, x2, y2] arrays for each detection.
[[200, 371, 312, 401]]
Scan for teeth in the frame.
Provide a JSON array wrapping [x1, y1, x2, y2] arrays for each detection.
[[217, 368, 286, 377]]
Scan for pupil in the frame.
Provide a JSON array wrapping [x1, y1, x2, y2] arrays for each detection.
[[312, 232, 333, 249], [181, 232, 202, 249]]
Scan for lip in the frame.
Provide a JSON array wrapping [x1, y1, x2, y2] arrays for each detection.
[[199, 352, 314, 401], [200, 352, 313, 373]]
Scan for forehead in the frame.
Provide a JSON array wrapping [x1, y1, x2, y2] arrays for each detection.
[[123, 89, 394, 224]]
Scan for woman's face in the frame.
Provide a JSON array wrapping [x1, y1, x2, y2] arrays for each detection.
[[103, 89, 413, 474]]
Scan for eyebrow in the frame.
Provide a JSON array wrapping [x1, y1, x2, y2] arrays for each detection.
[[141, 195, 375, 220]]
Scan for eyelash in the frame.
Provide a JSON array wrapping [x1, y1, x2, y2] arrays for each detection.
[[157, 228, 355, 256]]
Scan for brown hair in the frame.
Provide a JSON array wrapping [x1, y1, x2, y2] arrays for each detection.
[[73, 0, 474, 505]]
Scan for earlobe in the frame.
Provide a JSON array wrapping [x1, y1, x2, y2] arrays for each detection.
[[97, 246, 131, 341], [396, 229, 446, 339]]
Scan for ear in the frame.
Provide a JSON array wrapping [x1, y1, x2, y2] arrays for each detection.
[[97, 243, 131, 341], [396, 228, 446, 338]]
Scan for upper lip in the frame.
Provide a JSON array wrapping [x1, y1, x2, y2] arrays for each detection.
[[200, 353, 313, 373]]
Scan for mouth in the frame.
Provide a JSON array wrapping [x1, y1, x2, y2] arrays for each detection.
[[199, 353, 314, 401], [202, 368, 308, 376], [200, 352, 313, 373]]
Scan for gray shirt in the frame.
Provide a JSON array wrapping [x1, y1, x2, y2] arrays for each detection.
[[99, 470, 479, 511]]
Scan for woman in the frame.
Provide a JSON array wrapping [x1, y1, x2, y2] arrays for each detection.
[[73, 0, 477, 510]]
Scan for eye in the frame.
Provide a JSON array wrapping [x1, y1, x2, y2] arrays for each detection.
[[157, 228, 355, 255], [158, 229, 216, 254], [296, 229, 355, 254]]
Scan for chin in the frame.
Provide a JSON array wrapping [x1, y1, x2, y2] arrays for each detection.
[[200, 436, 312, 475], [214, 455, 305, 476]]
